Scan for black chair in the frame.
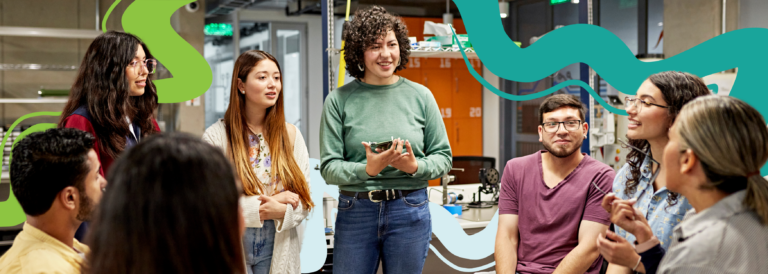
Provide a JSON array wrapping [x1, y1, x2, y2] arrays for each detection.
[[448, 156, 496, 186]]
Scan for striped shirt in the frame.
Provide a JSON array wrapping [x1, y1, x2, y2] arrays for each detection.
[[655, 190, 768, 274]]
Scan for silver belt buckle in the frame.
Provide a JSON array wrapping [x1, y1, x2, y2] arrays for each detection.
[[369, 190, 382, 202]]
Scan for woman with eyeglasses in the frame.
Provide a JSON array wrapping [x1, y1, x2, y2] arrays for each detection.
[[59, 31, 160, 241], [598, 95, 768, 274], [598, 71, 710, 274]]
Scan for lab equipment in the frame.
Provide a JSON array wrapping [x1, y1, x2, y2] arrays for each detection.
[[468, 167, 499, 208]]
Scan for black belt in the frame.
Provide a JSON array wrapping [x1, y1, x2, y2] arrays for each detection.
[[340, 188, 424, 202]]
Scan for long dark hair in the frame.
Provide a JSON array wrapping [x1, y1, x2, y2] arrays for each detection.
[[83, 133, 245, 274], [224, 50, 313, 209], [59, 30, 158, 159], [625, 71, 711, 206]]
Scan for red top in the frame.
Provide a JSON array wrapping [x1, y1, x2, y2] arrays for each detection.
[[62, 114, 160, 176]]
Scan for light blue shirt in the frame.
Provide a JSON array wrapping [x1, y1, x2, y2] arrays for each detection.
[[612, 155, 693, 250]]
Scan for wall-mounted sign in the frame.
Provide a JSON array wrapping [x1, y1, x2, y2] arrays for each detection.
[[204, 23, 233, 36]]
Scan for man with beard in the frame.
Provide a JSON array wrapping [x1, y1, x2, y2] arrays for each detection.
[[495, 94, 615, 274], [0, 128, 106, 274]]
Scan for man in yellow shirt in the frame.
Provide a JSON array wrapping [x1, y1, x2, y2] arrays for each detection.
[[0, 128, 106, 274]]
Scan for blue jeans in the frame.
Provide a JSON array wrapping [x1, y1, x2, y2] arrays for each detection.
[[333, 189, 432, 274], [243, 220, 276, 274]]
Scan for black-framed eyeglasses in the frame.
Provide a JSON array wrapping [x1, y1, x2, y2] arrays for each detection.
[[625, 97, 669, 112], [129, 59, 157, 76], [618, 139, 661, 184], [541, 120, 582, 133]]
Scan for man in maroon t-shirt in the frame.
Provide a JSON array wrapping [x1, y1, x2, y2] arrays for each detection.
[[495, 94, 615, 274]]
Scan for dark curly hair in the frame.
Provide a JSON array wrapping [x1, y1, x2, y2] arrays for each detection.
[[342, 5, 411, 79], [624, 71, 711, 208]]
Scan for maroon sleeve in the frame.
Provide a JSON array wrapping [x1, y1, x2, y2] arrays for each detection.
[[498, 159, 519, 215], [152, 118, 161, 132], [582, 166, 615, 225], [62, 115, 104, 177]]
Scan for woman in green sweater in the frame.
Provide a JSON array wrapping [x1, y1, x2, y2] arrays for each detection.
[[319, 6, 452, 274]]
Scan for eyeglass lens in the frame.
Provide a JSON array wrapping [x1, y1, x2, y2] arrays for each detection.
[[543, 121, 580, 132]]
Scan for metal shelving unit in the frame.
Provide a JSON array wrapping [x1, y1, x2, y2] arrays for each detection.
[[329, 48, 481, 59], [0, 64, 77, 71]]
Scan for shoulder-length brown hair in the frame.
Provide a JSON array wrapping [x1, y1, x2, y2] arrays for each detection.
[[225, 50, 313, 209], [58, 31, 158, 159]]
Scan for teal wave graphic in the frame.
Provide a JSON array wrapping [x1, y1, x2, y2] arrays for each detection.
[[452, 0, 768, 176]]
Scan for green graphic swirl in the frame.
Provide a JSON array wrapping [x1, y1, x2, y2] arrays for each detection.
[[120, 0, 212, 103], [0, 112, 60, 226], [102, 0, 122, 32]]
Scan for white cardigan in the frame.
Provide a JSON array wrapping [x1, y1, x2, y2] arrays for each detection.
[[202, 119, 309, 274]]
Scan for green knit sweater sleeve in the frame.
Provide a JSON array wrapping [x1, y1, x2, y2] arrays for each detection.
[[410, 83, 452, 181], [319, 78, 453, 191], [319, 89, 371, 186]]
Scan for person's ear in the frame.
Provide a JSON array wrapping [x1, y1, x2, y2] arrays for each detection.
[[582, 122, 589, 139], [680, 149, 697, 175], [59, 186, 78, 211], [237, 78, 246, 94], [537, 125, 543, 142]]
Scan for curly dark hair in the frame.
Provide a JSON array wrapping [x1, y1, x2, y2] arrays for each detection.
[[624, 71, 711, 208], [342, 5, 411, 79]]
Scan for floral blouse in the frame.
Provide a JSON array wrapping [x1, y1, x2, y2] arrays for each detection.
[[249, 133, 284, 196]]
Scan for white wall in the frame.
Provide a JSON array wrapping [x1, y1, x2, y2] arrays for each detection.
[[237, 9, 323, 159], [740, 0, 768, 28], [482, 66, 500, 170]]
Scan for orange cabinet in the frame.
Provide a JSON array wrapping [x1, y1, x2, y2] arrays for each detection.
[[452, 57, 482, 71], [397, 17, 485, 186], [400, 17, 425, 42], [453, 118, 483, 156], [422, 69, 453, 109], [452, 69, 482, 119], [396, 67, 423, 85]]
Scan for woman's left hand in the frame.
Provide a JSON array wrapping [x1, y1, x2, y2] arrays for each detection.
[[597, 230, 641, 269], [388, 139, 418, 175], [272, 191, 299, 210]]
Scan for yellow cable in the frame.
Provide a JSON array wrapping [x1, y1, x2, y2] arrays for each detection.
[[345, 0, 351, 21], [337, 0, 352, 88]]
